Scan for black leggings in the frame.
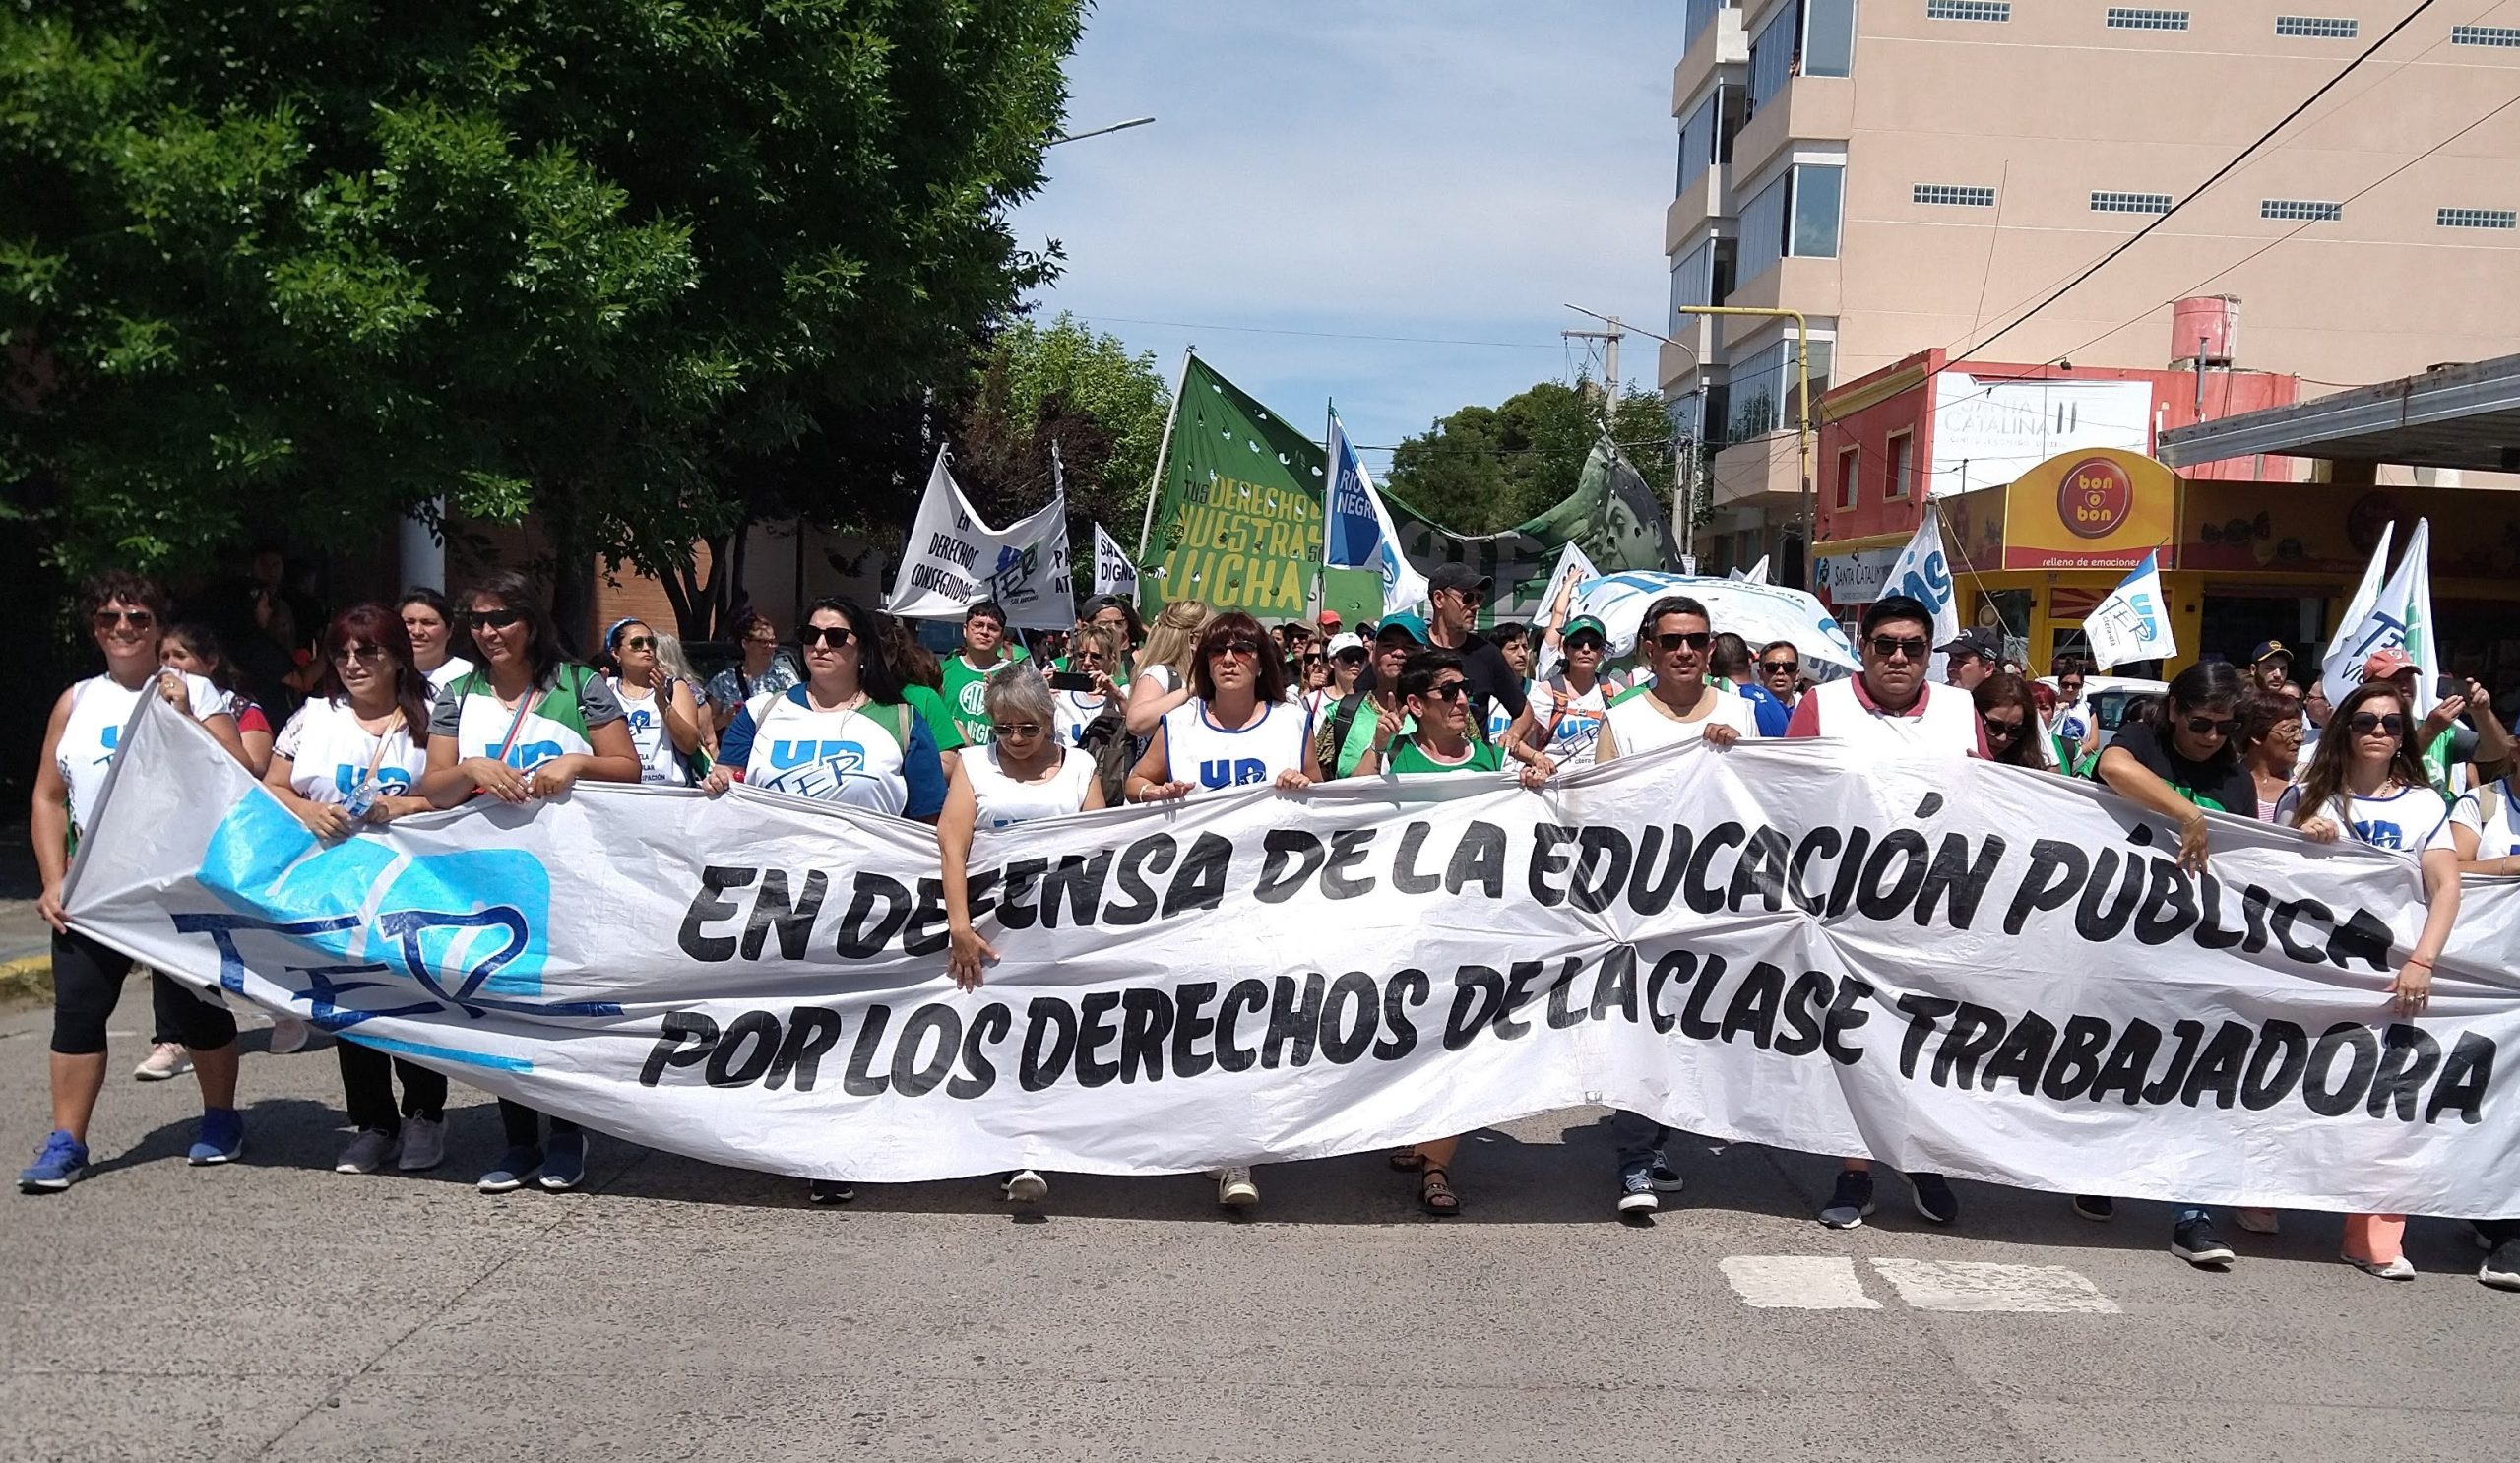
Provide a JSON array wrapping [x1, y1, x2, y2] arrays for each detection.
[[338, 1040, 448, 1135], [498, 1099, 579, 1149], [51, 930, 236, 1056]]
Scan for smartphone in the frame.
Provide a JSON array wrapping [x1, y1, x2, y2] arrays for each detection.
[[2438, 674, 2468, 701], [1047, 670, 1097, 692]]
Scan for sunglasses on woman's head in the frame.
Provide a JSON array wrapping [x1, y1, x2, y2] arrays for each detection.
[[996, 722, 1043, 739], [799, 624, 854, 648], [1983, 716, 2025, 739], [332, 644, 386, 665], [2348, 712, 2406, 737], [1335, 649, 1368, 664], [1652, 631, 1713, 653], [2183, 715, 2241, 738], [1566, 635, 1606, 654], [1209, 637, 1262, 659], [468, 608, 525, 628]]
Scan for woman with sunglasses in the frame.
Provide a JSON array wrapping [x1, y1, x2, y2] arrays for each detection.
[[1122, 610, 1321, 1212], [938, 664, 1107, 1208], [1972, 673, 2046, 770], [23, 573, 254, 1192], [2274, 680, 2460, 1281], [1049, 625, 1129, 749], [604, 619, 705, 786], [421, 571, 643, 1194], [1594, 598, 1757, 766], [398, 587, 474, 694], [1522, 614, 1624, 769], [262, 605, 449, 1175], [706, 596, 948, 1205], [1123, 601, 1212, 737], [2076, 661, 2259, 1261]]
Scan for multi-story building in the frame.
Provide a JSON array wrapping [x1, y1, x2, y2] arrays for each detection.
[[1661, 0, 2520, 578]]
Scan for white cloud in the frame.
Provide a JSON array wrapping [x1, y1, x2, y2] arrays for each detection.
[[1008, 0, 1681, 455]]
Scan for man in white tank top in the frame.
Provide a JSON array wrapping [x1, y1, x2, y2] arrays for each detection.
[[1787, 595, 1981, 1231]]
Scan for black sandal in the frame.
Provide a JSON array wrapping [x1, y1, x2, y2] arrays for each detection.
[[1389, 1146, 1424, 1172], [1418, 1166, 1461, 1217]]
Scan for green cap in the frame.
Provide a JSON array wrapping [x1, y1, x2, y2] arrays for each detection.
[[1561, 615, 1607, 643]]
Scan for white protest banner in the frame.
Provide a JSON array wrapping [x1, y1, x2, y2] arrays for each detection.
[[2083, 550, 2176, 670], [1091, 523, 1139, 601], [69, 695, 2520, 1215], [886, 450, 1073, 630], [1565, 572, 1858, 681]]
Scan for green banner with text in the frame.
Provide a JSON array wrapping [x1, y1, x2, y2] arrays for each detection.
[[1144, 356, 1325, 615]]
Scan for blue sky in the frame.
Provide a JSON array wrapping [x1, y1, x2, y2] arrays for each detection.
[[1004, 1, 1682, 463]]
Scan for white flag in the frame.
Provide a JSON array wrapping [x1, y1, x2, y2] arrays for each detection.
[[1880, 505, 1961, 646], [2083, 551, 2175, 671], [1727, 555, 1771, 585], [2321, 521, 2398, 699], [1091, 523, 1139, 600], [2329, 520, 2440, 763], [885, 450, 1072, 630], [1529, 541, 1604, 683], [1322, 408, 1430, 613]]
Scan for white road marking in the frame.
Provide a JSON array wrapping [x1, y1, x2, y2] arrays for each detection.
[[1867, 1258, 2120, 1314], [1719, 1255, 1882, 1309]]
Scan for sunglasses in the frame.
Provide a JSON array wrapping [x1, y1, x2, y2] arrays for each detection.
[[468, 608, 526, 629], [93, 608, 157, 631], [1868, 636, 1930, 662], [800, 624, 854, 648], [1983, 716, 2026, 739], [2348, 712, 2407, 737], [1421, 681, 1472, 703], [1443, 589, 1485, 607], [1652, 631, 1713, 654], [2059, 680, 2084, 694], [1566, 636, 1606, 654], [619, 636, 655, 653], [1209, 638, 1263, 659], [1334, 650, 1368, 664], [996, 722, 1044, 739], [332, 644, 387, 665], [2183, 715, 2241, 738], [1761, 659, 1799, 675]]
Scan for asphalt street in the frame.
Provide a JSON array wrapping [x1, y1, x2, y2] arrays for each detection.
[[4, 981, 2516, 1463]]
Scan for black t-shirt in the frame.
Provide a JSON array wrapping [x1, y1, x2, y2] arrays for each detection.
[[2110, 721, 2258, 817]]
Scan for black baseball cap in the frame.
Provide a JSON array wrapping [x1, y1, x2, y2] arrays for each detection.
[[1427, 563, 1491, 598], [1936, 627, 2001, 662]]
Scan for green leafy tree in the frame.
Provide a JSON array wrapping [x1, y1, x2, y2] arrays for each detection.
[[951, 312, 1170, 541], [1388, 378, 1676, 533], [1, 0, 1083, 642]]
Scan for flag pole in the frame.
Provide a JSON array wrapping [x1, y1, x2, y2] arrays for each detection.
[[1135, 346, 1195, 561]]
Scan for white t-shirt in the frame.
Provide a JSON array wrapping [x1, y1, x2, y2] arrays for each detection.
[[2450, 777, 2520, 861], [425, 656, 475, 694], [965, 744, 1097, 830], [2275, 782, 2455, 855], [273, 698, 428, 806], [720, 687, 945, 818], [57, 671, 226, 846], [609, 676, 691, 786], [1599, 685, 1759, 761], [1159, 698, 1311, 795], [1052, 689, 1107, 749], [1529, 674, 1616, 766]]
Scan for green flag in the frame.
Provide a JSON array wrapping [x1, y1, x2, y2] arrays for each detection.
[[1144, 356, 1324, 615]]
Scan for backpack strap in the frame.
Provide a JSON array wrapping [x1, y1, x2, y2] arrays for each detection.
[[1327, 692, 1365, 763]]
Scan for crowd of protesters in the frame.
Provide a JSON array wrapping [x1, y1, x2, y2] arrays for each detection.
[[21, 563, 2520, 1291]]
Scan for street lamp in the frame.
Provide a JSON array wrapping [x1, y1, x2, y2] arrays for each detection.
[[1049, 116, 1155, 147]]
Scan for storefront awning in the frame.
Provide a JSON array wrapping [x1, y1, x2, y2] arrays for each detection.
[[2157, 353, 2520, 473]]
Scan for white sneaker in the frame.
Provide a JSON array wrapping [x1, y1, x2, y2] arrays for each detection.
[[133, 1043, 191, 1081], [1002, 1169, 1048, 1203], [2345, 1253, 2415, 1281], [396, 1116, 447, 1172], [269, 1015, 311, 1055], [1217, 1166, 1259, 1209], [335, 1128, 399, 1175]]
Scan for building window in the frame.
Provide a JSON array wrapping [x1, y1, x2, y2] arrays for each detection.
[[2274, 15, 2356, 37], [2106, 8, 2190, 30], [2438, 207, 2518, 229], [1926, 0, 2010, 19], [1736, 163, 1843, 287], [2261, 199, 2343, 222], [1837, 448, 1860, 509], [2091, 190, 2174, 214], [1791, 163, 1845, 257], [1885, 431, 1914, 501], [1685, 0, 1734, 48], [1677, 92, 1718, 197], [1913, 184, 1996, 207], [1729, 335, 1836, 440], [2449, 24, 2520, 46], [1748, 0, 1857, 116], [1670, 241, 1713, 339]]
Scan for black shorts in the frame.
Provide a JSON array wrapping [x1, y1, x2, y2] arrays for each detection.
[[50, 930, 236, 1056]]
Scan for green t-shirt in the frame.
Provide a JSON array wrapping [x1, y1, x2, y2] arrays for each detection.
[[1387, 736, 1502, 776], [905, 683, 964, 753], [938, 645, 1030, 745], [1331, 697, 1416, 779]]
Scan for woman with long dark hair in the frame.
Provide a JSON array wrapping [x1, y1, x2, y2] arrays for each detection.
[[398, 587, 473, 693], [1971, 672, 2045, 770], [22, 573, 253, 1191], [2236, 690, 2303, 820], [602, 618, 705, 786], [2278, 679, 2461, 1280], [264, 604, 448, 1174], [1122, 609, 1319, 1212], [419, 570, 642, 1194], [160, 622, 275, 778]]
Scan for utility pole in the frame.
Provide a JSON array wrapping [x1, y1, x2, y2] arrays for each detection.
[[1561, 317, 1623, 401]]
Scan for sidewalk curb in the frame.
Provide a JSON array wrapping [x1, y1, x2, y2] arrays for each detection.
[[0, 954, 50, 1007]]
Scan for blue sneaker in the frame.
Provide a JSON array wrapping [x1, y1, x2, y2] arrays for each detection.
[[538, 1129, 586, 1191], [187, 1108, 244, 1166], [478, 1145, 542, 1193], [20, 1130, 90, 1192], [1616, 1162, 1659, 1215]]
